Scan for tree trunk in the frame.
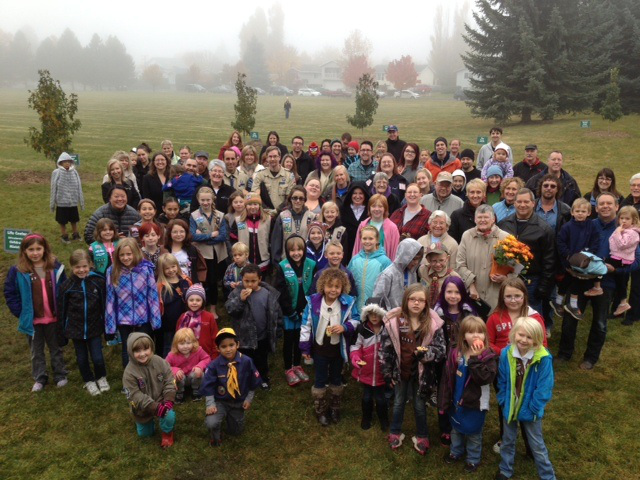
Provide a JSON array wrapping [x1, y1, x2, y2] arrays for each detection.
[[520, 108, 532, 124]]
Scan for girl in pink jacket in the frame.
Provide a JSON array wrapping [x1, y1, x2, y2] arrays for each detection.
[[166, 328, 211, 403], [350, 298, 389, 431]]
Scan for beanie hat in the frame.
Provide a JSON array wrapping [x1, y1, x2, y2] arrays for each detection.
[[452, 169, 466, 180], [493, 142, 510, 154], [307, 221, 328, 237], [245, 194, 262, 205], [434, 136, 448, 147], [348, 140, 360, 151], [229, 146, 242, 158], [486, 165, 504, 179], [460, 149, 475, 161], [185, 283, 206, 302]]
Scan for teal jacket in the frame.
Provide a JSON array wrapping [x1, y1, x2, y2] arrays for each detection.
[[347, 246, 391, 311]]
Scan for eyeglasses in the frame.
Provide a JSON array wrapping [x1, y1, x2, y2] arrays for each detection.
[[409, 298, 426, 303], [505, 295, 524, 301], [542, 184, 557, 189], [405, 150, 415, 155], [291, 196, 305, 201]]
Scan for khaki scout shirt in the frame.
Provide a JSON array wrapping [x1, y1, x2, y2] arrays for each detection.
[[251, 167, 295, 213]]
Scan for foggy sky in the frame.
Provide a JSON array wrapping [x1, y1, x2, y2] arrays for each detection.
[[2, 0, 469, 65]]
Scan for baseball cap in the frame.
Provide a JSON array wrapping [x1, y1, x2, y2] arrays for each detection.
[[436, 172, 453, 184]]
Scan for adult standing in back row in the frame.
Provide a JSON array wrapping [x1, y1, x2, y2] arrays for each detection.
[[423, 137, 462, 181], [385, 125, 406, 162]]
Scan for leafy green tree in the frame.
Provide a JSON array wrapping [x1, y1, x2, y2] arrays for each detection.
[[231, 73, 257, 138], [347, 73, 378, 132], [25, 70, 81, 162], [601, 67, 623, 133]]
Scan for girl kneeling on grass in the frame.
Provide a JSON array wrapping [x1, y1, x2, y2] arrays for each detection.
[[4, 233, 68, 392], [300, 268, 359, 426], [380, 284, 445, 455], [166, 327, 210, 403], [440, 316, 497, 473]]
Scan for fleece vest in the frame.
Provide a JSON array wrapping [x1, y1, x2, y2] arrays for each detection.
[[279, 258, 315, 309]]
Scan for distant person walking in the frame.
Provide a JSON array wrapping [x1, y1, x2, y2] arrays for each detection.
[[284, 98, 292, 119]]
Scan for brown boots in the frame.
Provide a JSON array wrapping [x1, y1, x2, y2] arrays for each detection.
[[312, 387, 330, 427], [328, 385, 344, 424]]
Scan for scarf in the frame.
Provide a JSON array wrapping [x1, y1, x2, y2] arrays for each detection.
[[178, 310, 202, 339], [316, 298, 340, 346], [427, 268, 452, 306], [227, 361, 240, 399]]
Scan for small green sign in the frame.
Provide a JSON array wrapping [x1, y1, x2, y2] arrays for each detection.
[[580, 120, 591, 128], [250, 132, 259, 140], [383, 125, 389, 132], [69, 153, 80, 165], [4, 228, 30, 253], [477, 136, 489, 145]]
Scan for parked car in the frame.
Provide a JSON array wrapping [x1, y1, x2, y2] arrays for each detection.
[[298, 88, 322, 97], [270, 85, 294, 95], [376, 90, 387, 98], [453, 87, 469, 101], [412, 85, 432, 94], [253, 87, 266, 95], [211, 85, 233, 94], [186, 83, 206, 93], [323, 89, 352, 98], [394, 90, 420, 99]]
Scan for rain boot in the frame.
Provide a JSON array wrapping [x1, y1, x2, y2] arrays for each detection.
[[328, 385, 344, 424], [161, 431, 174, 448], [312, 387, 329, 427]]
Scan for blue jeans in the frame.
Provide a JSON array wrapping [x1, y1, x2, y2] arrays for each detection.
[[136, 409, 176, 436], [523, 275, 543, 316], [118, 323, 153, 368], [499, 419, 555, 480], [451, 426, 483, 465], [626, 269, 640, 322], [313, 354, 343, 388], [390, 378, 428, 438], [72, 337, 106, 382]]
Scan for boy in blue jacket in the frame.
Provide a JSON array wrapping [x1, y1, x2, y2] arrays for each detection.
[[496, 317, 555, 480], [200, 328, 262, 446]]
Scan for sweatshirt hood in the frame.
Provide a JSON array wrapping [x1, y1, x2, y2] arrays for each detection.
[[126, 332, 156, 364], [343, 181, 371, 209], [393, 238, 424, 272], [57, 152, 76, 170]]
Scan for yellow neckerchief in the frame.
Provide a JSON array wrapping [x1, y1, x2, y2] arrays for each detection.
[[227, 361, 240, 399]]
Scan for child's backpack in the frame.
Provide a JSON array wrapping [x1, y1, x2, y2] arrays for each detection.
[[568, 251, 608, 278]]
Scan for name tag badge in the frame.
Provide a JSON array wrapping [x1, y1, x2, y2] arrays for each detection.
[[237, 222, 247, 230], [456, 369, 463, 377]]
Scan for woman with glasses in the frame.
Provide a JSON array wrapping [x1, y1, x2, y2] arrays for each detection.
[[270, 186, 317, 264], [583, 168, 624, 219]]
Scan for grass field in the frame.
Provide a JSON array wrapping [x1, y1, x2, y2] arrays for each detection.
[[1, 89, 639, 480]]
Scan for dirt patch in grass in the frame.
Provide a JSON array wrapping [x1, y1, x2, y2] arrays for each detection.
[[585, 130, 631, 138], [5, 170, 101, 185]]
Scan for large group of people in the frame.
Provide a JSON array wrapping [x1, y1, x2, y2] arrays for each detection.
[[4, 125, 640, 480]]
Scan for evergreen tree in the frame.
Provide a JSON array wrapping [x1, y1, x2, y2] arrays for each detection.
[[232, 73, 257, 138], [601, 67, 623, 133], [56, 29, 83, 89], [242, 36, 270, 89], [346, 73, 379, 132], [6, 30, 34, 86], [25, 70, 81, 162]]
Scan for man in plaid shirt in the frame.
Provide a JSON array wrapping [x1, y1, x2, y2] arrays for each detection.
[[347, 141, 378, 183]]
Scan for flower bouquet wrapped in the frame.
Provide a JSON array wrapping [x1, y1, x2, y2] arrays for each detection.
[[491, 235, 533, 276]]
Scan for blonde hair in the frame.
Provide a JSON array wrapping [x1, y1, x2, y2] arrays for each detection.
[[156, 253, 181, 297], [111, 238, 143, 286], [171, 328, 199, 354], [457, 316, 489, 356], [197, 186, 215, 202], [466, 178, 487, 195], [325, 239, 344, 252], [320, 201, 340, 222], [161, 139, 173, 148], [106, 158, 123, 181], [360, 225, 380, 244], [509, 317, 544, 351], [618, 205, 640, 226], [231, 242, 249, 255], [571, 197, 591, 213], [69, 249, 92, 267]]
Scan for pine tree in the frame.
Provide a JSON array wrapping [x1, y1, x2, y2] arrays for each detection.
[[601, 67, 623, 134], [346, 73, 378, 132], [232, 73, 257, 138], [242, 36, 270, 89], [24, 70, 81, 162]]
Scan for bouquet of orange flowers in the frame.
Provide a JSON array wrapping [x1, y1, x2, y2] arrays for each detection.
[[492, 235, 533, 275]]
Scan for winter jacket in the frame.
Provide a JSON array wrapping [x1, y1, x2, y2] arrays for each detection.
[[176, 310, 219, 359], [163, 173, 204, 205], [557, 219, 601, 269], [105, 260, 161, 334], [373, 238, 423, 310], [449, 200, 485, 243], [57, 272, 106, 340], [609, 227, 640, 264], [350, 320, 386, 387], [498, 214, 556, 297], [225, 282, 282, 353], [526, 168, 581, 207], [389, 204, 432, 240], [352, 218, 400, 261], [4, 261, 66, 337], [166, 346, 211, 376], [477, 143, 514, 170], [340, 182, 372, 256], [50, 159, 84, 211], [379, 307, 446, 395], [424, 152, 462, 181], [456, 225, 511, 310], [199, 352, 262, 405], [438, 347, 498, 413], [492, 200, 515, 223], [299, 293, 359, 362], [348, 247, 392, 311], [420, 193, 464, 218], [497, 345, 554, 423], [513, 159, 547, 184], [481, 159, 514, 182], [535, 199, 571, 235], [385, 138, 407, 163], [593, 217, 640, 289], [84, 203, 141, 245], [486, 307, 547, 356], [141, 173, 168, 216], [273, 238, 316, 318], [122, 332, 176, 424]]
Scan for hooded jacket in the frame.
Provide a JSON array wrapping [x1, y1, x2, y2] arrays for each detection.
[[122, 332, 176, 423], [348, 246, 392, 311], [424, 151, 462, 180], [350, 302, 387, 386], [373, 239, 424, 310], [57, 271, 106, 340], [50, 155, 84, 211], [340, 182, 372, 258]]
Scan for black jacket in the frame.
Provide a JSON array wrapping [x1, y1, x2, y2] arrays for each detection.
[[449, 200, 483, 243], [498, 213, 556, 296], [340, 182, 372, 261], [294, 151, 315, 183], [57, 272, 106, 340], [141, 173, 167, 213], [513, 159, 547, 184], [385, 138, 407, 162], [190, 182, 237, 214]]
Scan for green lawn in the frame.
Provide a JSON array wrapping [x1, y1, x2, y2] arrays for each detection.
[[1, 89, 639, 479]]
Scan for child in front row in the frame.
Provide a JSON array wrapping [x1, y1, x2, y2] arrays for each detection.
[[4, 234, 68, 392], [441, 316, 497, 474], [225, 264, 282, 390], [300, 268, 359, 426], [57, 250, 109, 396], [166, 327, 211, 403], [496, 317, 555, 480], [122, 332, 176, 448], [350, 297, 388, 431], [200, 328, 263, 447], [176, 284, 219, 359]]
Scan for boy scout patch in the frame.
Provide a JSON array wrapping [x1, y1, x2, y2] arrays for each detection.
[[157, 374, 164, 382], [218, 386, 226, 396], [137, 378, 146, 390]]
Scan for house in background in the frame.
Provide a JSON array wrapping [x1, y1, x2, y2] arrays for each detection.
[[143, 57, 188, 86], [374, 64, 391, 88], [455, 68, 473, 89], [287, 61, 346, 90], [415, 64, 436, 86]]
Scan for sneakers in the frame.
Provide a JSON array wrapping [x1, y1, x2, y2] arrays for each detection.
[[96, 377, 110, 392], [584, 287, 603, 297], [192, 392, 203, 402], [160, 431, 174, 449], [303, 356, 314, 366], [285, 368, 301, 387], [492, 440, 502, 454], [56, 378, 68, 388], [444, 452, 461, 464], [209, 438, 222, 447], [61, 235, 71, 244], [564, 304, 584, 320], [260, 382, 271, 391], [85, 381, 101, 396], [549, 298, 564, 317], [293, 365, 310, 382], [31, 382, 44, 393], [412, 436, 430, 455], [613, 302, 632, 317], [440, 433, 451, 447], [465, 462, 480, 473], [388, 433, 405, 450], [175, 392, 185, 404], [579, 360, 594, 370], [71, 232, 81, 241]]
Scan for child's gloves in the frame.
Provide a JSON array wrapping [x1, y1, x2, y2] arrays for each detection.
[[156, 401, 174, 418]]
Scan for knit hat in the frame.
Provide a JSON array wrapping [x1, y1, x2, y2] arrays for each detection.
[[434, 136, 448, 147], [215, 327, 238, 346], [185, 283, 206, 302], [361, 297, 388, 320], [493, 142, 510, 154], [245, 194, 262, 205], [460, 148, 475, 161], [348, 140, 360, 151], [486, 165, 504, 179], [452, 169, 466, 180], [307, 221, 328, 238]]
